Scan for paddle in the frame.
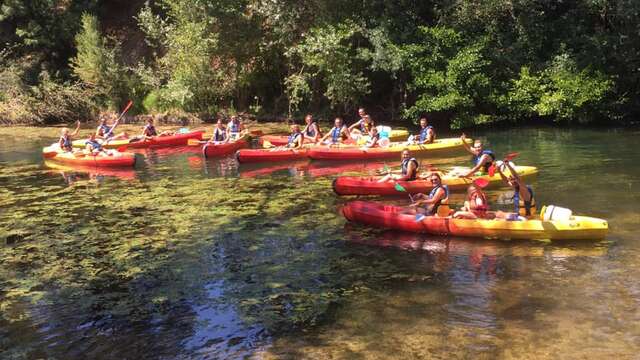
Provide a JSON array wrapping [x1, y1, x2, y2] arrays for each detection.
[[103, 100, 133, 138], [488, 152, 520, 176], [188, 139, 208, 146]]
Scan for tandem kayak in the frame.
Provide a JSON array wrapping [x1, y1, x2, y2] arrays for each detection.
[[72, 131, 204, 149], [259, 129, 410, 146], [42, 145, 136, 168], [333, 165, 539, 195], [203, 138, 249, 158], [236, 147, 309, 163], [341, 201, 608, 241], [307, 137, 470, 161]]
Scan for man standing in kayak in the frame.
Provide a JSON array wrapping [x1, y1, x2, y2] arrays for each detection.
[[460, 134, 495, 177], [302, 114, 321, 143], [378, 149, 419, 182], [410, 172, 449, 216], [320, 117, 350, 145]]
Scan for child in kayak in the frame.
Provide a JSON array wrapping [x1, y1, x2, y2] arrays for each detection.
[[58, 121, 81, 152], [349, 109, 374, 138], [460, 134, 495, 177], [140, 118, 174, 140], [362, 127, 380, 148], [378, 149, 419, 182], [209, 119, 228, 143], [410, 172, 449, 216], [85, 133, 106, 154], [302, 114, 321, 143], [321, 117, 350, 146], [453, 183, 494, 219]]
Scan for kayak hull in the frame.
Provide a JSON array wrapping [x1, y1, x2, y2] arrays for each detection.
[[203, 138, 248, 158], [342, 201, 608, 241], [72, 131, 204, 149], [308, 137, 470, 161], [333, 166, 539, 195], [259, 129, 409, 146], [236, 148, 309, 163], [42, 146, 136, 168]]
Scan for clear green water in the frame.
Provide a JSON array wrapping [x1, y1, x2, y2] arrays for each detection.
[[0, 127, 638, 359]]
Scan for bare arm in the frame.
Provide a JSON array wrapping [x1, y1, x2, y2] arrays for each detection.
[[70, 121, 81, 136], [462, 154, 489, 177], [460, 134, 473, 154]]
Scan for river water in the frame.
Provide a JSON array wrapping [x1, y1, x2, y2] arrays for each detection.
[[0, 126, 638, 359]]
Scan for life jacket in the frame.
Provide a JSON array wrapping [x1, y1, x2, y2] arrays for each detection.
[[228, 120, 241, 134], [473, 150, 495, 173], [288, 132, 302, 147], [401, 157, 419, 180], [360, 119, 373, 133], [305, 122, 317, 137], [144, 124, 157, 137], [98, 124, 113, 137], [330, 126, 343, 143], [427, 184, 449, 216], [419, 125, 434, 143], [213, 127, 226, 142], [60, 135, 72, 151], [513, 184, 536, 216], [470, 190, 489, 216], [86, 139, 102, 152]]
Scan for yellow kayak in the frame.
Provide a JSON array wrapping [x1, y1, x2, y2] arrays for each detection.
[[308, 137, 472, 160]]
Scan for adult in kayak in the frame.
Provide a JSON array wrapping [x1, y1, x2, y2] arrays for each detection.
[[141, 118, 174, 140], [302, 114, 321, 143], [320, 117, 350, 145], [349, 109, 375, 138], [413, 117, 435, 144], [227, 115, 247, 141], [58, 121, 81, 152], [96, 117, 128, 141], [460, 134, 496, 177], [453, 183, 494, 219], [286, 124, 305, 149], [497, 161, 537, 217], [209, 119, 228, 143], [409, 172, 450, 216], [377, 149, 419, 182]]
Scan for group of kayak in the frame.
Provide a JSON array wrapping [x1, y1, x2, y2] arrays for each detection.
[[41, 105, 608, 241]]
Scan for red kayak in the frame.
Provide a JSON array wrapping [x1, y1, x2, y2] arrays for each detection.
[[125, 131, 204, 149], [341, 201, 609, 240], [259, 135, 316, 146], [203, 138, 248, 158], [236, 148, 309, 163], [42, 146, 136, 168]]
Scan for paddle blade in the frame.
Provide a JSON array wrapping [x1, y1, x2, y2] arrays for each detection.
[[504, 152, 519, 161], [473, 178, 490, 188], [382, 164, 390, 173], [187, 139, 201, 146], [263, 140, 274, 148], [488, 164, 497, 177], [415, 213, 426, 222], [394, 182, 406, 192]]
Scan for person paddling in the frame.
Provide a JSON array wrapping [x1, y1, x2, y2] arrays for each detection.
[[378, 149, 419, 182], [414, 117, 435, 144], [320, 117, 350, 145], [58, 121, 81, 152], [410, 172, 449, 216], [302, 114, 321, 143], [209, 119, 228, 143], [96, 118, 127, 141], [460, 134, 495, 177], [497, 161, 537, 217]]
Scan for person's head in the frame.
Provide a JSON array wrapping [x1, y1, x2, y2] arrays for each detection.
[[291, 124, 300, 133], [467, 184, 478, 196], [61, 128, 69, 136], [369, 127, 378, 136], [147, 118, 154, 125], [231, 115, 238, 122], [364, 115, 372, 124], [420, 117, 428, 128], [304, 114, 313, 124], [429, 172, 442, 185], [88, 133, 96, 141], [216, 119, 224, 127], [99, 118, 107, 125], [334, 117, 343, 127], [472, 140, 483, 154], [358, 108, 366, 118], [401, 148, 411, 160]]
